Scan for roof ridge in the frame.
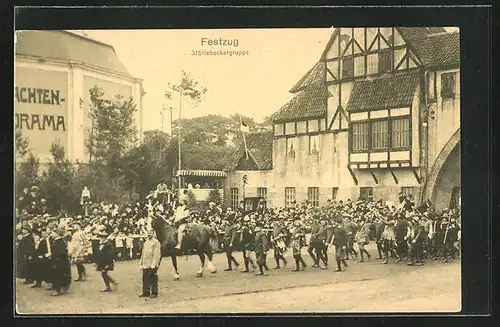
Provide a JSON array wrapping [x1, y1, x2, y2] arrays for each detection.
[[61, 30, 116, 51], [426, 31, 459, 38]]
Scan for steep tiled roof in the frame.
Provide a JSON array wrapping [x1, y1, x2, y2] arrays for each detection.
[[224, 131, 274, 171], [289, 61, 325, 93], [420, 32, 460, 69], [16, 30, 133, 77], [398, 27, 446, 57], [271, 81, 328, 123], [398, 27, 459, 69], [346, 73, 420, 112]]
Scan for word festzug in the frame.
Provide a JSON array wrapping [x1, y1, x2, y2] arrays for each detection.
[[15, 87, 64, 105], [201, 38, 239, 47], [15, 113, 66, 131]]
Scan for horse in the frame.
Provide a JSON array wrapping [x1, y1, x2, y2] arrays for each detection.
[[150, 215, 217, 280]]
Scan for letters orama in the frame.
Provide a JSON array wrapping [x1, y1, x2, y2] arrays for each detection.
[[15, 28, 460, 314]]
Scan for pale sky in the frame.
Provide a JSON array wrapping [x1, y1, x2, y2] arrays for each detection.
[[82, 27, 458, 134], [82, 28, 333, 134]]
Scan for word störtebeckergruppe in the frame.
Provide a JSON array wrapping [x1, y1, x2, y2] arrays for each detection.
[[16, 183, 461, 297]]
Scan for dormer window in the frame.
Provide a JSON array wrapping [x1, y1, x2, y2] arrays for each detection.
[[441, 72, 456, 99]]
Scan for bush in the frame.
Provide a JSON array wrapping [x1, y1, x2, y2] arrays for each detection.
[[207, 189, 222, 205]]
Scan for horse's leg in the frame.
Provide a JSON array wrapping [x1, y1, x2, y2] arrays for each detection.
[[205, 247, 217, 273], [171, 256, 180, 280], [197, 252, 205, 277]]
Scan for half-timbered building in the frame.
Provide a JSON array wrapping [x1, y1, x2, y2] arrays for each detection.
[[224, 27, 460, 211]]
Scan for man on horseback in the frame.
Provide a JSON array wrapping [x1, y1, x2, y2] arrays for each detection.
[[174, 200, 190, 250]]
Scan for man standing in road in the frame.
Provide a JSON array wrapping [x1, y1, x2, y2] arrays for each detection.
[[254, 222, 270, 276], [139, 229, 162, 298]]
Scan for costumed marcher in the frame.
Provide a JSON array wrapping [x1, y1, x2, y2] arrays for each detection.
[[331, 220, 348, 272], [38, 227, 54, 289], [407, 215, 425, 266], [343, 216, 359, 260], [95, 230, 117, 292], [290, 230, 307, 272], [374, 217, 385, 259], [307, 216, 324, 268], [50, 227, 72, 296], [379, 212, 396, 264], [18, 226, 35, 284], [394, 213, 410, 263], [70, 223, 90, 281], [355, 217, 372, 262], [27, 230, 42, 287], [271, 218, 287, 269], [174, 201, 190, 250], [222, 214, 240, 271], [442, 217, 460, 263], [240, 216, 257, 273], [254, 222, 270, 276]]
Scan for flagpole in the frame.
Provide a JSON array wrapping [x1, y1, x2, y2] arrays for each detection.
[[239, 114, 249, 160]]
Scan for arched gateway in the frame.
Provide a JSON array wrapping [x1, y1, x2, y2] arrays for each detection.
[[422, 129, 461, 211]]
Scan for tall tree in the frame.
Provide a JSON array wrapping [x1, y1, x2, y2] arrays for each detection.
[[87, 86, 138, 169], [84, 86, 140, 203], [15, 152, 41, 213], [39, 141, 79, 215], [15, 129, 29, 161], [121, 130, 172, 198], [166, 71, 207, 181]]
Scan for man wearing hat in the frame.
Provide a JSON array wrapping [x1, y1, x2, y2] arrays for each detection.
[[442, 216, 460, 263], [240, 215, 257, 273], [173, 200, 190, 251], [36, 227, 53, 289], [331, 220, 348, 272], [290, 229, 307, 272], [222, 213, 240, 271], [139, 229, 161, 298], [49, 226, 72, 296], [253, 222, 270, 276], [343, 214, 358, 260], [271, 218, 287, 269], [407, 215, 425, 266], [70, 222, 90, 281], [394, 213, 410, 263], [95, 230, 118, 292], [307, 216, 323, 268], [355, 217, 372, 262], [17, 226, 34, 284]]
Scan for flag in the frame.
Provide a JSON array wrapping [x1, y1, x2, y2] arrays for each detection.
[[239, 114, 249, 159], [240, 121, 249, 133]]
